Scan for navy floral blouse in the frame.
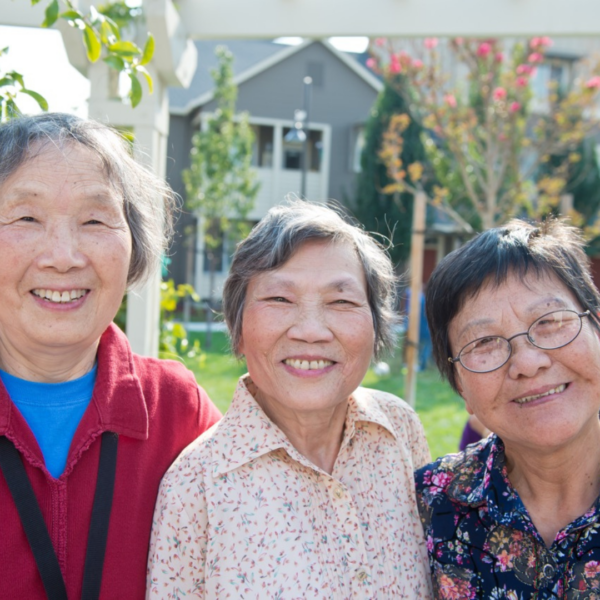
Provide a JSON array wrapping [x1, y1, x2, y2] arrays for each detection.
[[415, 435, 600, 599]]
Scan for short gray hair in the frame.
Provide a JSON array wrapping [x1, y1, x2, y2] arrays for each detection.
[[0, 112, 175, 286], [223, 200, 398, 359]]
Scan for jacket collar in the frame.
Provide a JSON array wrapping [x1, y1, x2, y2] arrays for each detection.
[[0, 323, 148, 444], [210, 376, 397, 477]]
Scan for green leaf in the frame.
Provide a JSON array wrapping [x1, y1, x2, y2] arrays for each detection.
[[104, 16, 121, 41], [136, 66, 153, 94], [42, 0, 59, 28], [139, 34, 155, 66], [83, 25, 101, 62], [99, 21, 117, 45], [10, 72, 24, 88], [108, 41, 141, 58], [21, 89, 48, 111], [30, 0, 42, 5], [59, 10, 81, 19], [103, 55, 125, 71], [129, 73, 142, 107]]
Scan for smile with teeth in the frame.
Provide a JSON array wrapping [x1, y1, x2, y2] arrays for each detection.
[[514, 384, 566, 405], [284, 358, 334, 371], [32, 289, 88, 304]]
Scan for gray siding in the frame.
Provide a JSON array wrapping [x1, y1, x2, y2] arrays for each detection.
[[166, 41, 379, 285]]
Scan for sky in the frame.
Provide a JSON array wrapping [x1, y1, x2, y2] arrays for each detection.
[[0, 25, 369, 118]]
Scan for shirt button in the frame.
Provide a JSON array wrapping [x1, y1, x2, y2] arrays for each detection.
[[543, 563, 555, 578], [356, 569, 369, 582], [334, 487, 344, 498]]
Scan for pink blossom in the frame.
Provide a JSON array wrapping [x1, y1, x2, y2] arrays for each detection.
[[495, 52, 504, 63], [516, 76, 529, 87], [424, 37, 438, 49], [444, 94, 457, 108], [374, 37, 386, 47], [454, 37, 464, 45], [530, 36, 553, 49], [390, 55, 401, 74], [366, 57, 377, 70], [493, 87, 507, 100], [586, 76, 600, 89], [528, 52, 543, 64], [477, 42, 492, 57], [516, 64, 533, 75], [510, 101, 521, 112], [426, 535, 434, 552], [412, 59, 424, 69]]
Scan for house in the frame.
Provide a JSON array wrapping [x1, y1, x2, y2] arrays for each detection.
[[165, 39, 385, 300]]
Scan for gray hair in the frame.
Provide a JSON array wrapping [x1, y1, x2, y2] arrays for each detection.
[[0, 112, 175, 286], [222, 199, 398, 360]]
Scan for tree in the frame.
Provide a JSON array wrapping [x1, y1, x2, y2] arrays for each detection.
[[368, 37, 600, 230], [182, 45, 259, 348], [1, 0, 154, 119], [353, 76, 428, 266]]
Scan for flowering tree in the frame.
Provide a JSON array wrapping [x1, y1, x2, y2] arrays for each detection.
[[368, 37, 600, 229]]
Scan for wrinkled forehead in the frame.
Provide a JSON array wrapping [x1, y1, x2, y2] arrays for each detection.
[[450, 269, 578, 340]]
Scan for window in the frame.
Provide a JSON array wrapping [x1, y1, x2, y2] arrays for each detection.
[[282, 128, 323, 172], [531, 56, 576, 108], [351, 125, 366, 173], [251, 125, 274, 168]]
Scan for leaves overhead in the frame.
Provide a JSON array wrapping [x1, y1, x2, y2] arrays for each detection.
[[0, 0, 156, 119]]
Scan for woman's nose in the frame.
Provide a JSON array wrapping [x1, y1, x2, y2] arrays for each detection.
[[507, 335, 552, 379], [36, 222, 87, 272], [287, 305, 335, 344]]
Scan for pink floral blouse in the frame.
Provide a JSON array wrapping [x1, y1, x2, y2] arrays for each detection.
[[147, 376, 433, 599]]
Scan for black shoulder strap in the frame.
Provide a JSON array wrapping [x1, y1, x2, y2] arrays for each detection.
[[0, 436, 68, 599], [81, 431, 118, 600], [0, 431, 118, 600]]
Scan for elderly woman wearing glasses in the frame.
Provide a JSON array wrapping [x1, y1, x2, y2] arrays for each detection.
[[415, 219, 600, 598], [147, 201, 433, 599]]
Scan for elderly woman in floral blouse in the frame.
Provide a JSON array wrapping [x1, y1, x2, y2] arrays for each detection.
[[416, 219, 600, 598], [147, 200, 433, 599]]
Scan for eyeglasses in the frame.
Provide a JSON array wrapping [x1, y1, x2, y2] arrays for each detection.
[[448, 309, 591, 374]]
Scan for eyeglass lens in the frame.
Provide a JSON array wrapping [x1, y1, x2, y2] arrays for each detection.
[[458, 310, 584, 373]]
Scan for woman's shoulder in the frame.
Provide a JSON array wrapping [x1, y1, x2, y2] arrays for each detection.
[[415, 435, 494, 505], [354, 386, 417, 417]]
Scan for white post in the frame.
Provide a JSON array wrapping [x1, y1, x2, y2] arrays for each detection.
[[57, 0, 197, 356]]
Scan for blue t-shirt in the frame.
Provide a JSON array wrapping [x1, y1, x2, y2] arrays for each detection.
[[0, 366, 97, 478]]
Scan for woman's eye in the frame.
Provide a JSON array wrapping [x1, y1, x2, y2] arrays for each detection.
[[269, 297, 289, 303], [18, 216, 36, 223], [84, 219, 103, 225]]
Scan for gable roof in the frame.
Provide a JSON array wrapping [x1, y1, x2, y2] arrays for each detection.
[[169, 39, 383, 116]]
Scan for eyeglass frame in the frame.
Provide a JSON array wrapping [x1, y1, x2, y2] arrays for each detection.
[[448, 309, 592, 374]]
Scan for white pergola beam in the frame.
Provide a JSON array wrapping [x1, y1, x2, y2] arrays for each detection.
[[177, 0, 600, 38]]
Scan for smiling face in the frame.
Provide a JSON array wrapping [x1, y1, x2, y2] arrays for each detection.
[[0, 143, 132, 378], [239, 239, 375, 421], [449, 271, 600, 453]]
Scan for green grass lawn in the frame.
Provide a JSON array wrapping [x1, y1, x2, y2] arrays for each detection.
[[185, 331, 468, 461]]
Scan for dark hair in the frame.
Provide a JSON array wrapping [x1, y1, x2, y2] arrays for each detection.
[[222, 199, 398, 359], [0, 112, 176, 287], [426, 218, 600, 391]]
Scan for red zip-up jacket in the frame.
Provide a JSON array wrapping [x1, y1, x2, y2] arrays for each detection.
[[0, 323, 222, 598]]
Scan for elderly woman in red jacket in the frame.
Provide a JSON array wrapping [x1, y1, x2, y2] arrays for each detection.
[[0, 113, 220, 599]]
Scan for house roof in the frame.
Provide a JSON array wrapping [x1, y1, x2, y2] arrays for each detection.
[[169, 39, 383, 116]]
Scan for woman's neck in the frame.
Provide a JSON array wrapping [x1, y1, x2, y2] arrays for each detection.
[[505, 424, 600, 547], [0, 339, 98, 383], [250, 382, 348, 475]]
